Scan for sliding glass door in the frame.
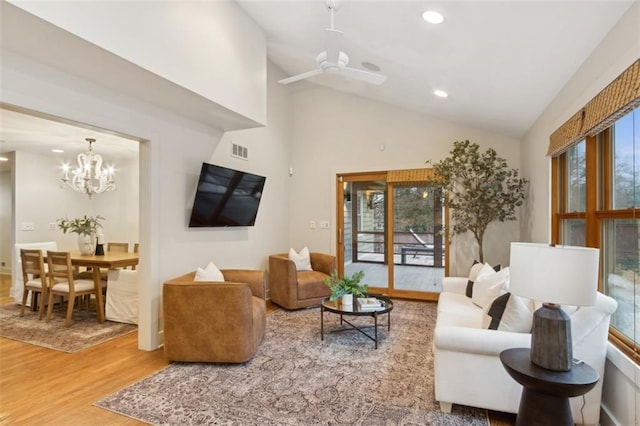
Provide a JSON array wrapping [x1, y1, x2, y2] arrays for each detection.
[[337, 170, 447, 301], [340, 173, 389, 290], [390, 184, 445, 298]]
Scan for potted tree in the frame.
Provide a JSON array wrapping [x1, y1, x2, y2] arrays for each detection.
[[429, 140, 528, 263], [57, 215, 104, 255], [324, 269, 369, 306]]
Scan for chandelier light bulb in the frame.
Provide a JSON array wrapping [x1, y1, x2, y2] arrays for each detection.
[[61, 138, 116, 199]]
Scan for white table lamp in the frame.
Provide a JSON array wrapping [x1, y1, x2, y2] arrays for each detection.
[[509, 242, 599, 371]]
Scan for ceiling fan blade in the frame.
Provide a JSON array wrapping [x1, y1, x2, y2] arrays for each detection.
[[341, 67, 387, 85], [278, 68, 323, 85], [324, 28, 343, 64]]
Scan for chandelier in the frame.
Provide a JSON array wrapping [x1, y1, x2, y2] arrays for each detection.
[[61, 138, 116, 199]]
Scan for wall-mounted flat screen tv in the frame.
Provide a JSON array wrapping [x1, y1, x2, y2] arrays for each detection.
[[188, 162, 266, 227]]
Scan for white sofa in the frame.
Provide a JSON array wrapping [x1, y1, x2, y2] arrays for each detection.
[[434, 275, 618, 426]]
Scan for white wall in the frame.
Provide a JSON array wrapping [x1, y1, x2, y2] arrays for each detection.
[[8, 0, 267, 126], [288, 85, 521, 276], [207, 62, 292, 275], [521, 2, 640, 244], [0, 161, 13, 275], [521, 3, 640, 425]]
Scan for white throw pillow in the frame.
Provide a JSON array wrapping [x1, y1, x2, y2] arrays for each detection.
[[498, 294, 534, 332], [486, 292, 534, 333], [289, 247, 312, 271], [466, 261, 500, 297], [194, 261, 225, 282], [472, 266, 509, 309], [468, 261, 485, 282]]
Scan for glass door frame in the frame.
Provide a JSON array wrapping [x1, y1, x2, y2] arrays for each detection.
[[336, 170, 449, 302]]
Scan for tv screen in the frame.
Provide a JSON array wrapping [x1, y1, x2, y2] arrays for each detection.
[[188, 162, 266, 227]]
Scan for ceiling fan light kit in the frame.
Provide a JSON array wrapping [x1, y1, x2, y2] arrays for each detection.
[[278, 0, 387, 86]]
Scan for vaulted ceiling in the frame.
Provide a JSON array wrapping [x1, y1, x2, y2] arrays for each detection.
[[0, 0, 634, 166], [236, 0, 633, 137]]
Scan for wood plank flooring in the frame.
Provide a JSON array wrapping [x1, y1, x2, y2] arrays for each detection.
[[0, 273, 514, 425]]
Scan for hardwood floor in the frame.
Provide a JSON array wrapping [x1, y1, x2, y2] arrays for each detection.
[[0, 274, 514, 425]]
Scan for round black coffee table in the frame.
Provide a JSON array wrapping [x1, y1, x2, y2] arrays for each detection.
[[500, 347, 599, 426], [320, 295, 393, 349]]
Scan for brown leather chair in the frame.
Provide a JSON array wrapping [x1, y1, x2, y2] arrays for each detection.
[[163, 269, 266, 363], [268, 252, 336, 310]]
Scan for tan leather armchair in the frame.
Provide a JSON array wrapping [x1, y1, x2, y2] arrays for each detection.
[[163, 269, 266, 363], [268, 252, 336, 310]]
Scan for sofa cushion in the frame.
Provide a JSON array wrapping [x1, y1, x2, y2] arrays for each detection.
[[194, 261, 225, 282], [289, 247, 312, 271], [486, 292, 533, 332], [437, 292, 485, 328], [472, 266, 509, 309], [297, 270, 331, 300]]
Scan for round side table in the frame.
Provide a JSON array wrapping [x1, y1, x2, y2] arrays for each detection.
[[500, 347, 599, 426]]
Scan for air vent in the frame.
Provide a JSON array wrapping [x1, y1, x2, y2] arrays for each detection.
[[231, 143, 248, 160]]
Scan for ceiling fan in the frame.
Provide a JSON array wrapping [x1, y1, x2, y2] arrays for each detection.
[[278, 0, 387, 86]]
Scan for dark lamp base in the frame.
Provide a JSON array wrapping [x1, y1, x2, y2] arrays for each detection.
[[530, 303, 572, 371]]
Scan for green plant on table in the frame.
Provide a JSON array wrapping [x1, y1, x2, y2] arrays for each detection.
[[56, 215, 104, 236], [324, 269, 369, 301]]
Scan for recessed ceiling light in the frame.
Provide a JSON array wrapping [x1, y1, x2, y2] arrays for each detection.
[[51, 148, 64, 153], [434, 89, 449, 98], [361, 61, 381, 72], [422, 10, 444, 24]]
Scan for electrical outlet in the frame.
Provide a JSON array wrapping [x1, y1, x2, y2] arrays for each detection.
[[48, 222, 58, 230], [319, 221, 330, 229], [309, 220, 316, 229]]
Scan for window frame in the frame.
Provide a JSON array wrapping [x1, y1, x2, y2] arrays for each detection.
[[552, 118, 640, 363]]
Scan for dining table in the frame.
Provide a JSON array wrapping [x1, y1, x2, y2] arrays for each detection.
[[68, 251, 139, 323]]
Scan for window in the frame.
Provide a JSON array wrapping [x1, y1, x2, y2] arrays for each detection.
[[612, 110, 640, 209], [553, 106, 640, 361], [566, 141, 586, 212], [601, 219, 639, 345]]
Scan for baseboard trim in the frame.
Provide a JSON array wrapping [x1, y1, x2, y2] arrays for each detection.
[[600, 404, 619, 426]]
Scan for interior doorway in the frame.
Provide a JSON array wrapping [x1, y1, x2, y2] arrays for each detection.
[[0, 104, 141, 308], [336, 169, 448, 301]]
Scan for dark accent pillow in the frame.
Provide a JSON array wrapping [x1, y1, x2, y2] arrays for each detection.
[[465, 260, 481, 297], [487, 292, 511, 330], [466, 261, 502, 297], [465, 282, 473, 297]]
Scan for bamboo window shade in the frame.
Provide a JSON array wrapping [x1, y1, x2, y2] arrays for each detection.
[[387, 168, 437, 186], [548, 59, 640, 157]]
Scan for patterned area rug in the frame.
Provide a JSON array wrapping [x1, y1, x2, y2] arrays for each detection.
[[0, 303, 136, 353], [96, 300, 488, 425]]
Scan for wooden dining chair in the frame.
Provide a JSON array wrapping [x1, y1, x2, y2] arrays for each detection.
[[106, 242, 132, 272], [19, 249, 48, 320], [107, 242, 129, 253], [132, 243, 139, 270], [45, 250, 98, 327]]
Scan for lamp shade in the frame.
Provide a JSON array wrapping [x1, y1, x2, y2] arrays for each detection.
[[509, 242, 599, 307]]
